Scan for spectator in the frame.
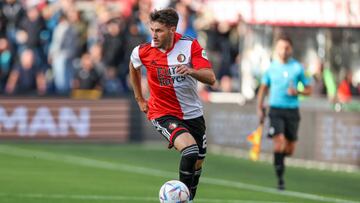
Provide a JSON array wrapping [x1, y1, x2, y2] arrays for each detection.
[[121, 20, 148, 92], [66, 8, 88, 55], [89, 43, 106, 73], [101, 18, 125, 69], [2, 0, 25, 41], [40, 3, 61, 62], [311, 59, 327, 97], [0, 38, 12, 92], [17, 5, 47, 67], [5, 49, 46, 95], [103, 66, 123, 95], [2, 0, 25, 66], [48, 13, 79, 94], [337, 70, 359, 103], [0, 4, 7, 38], [72, 53, 102, 90], [174, 0, 197, 38]]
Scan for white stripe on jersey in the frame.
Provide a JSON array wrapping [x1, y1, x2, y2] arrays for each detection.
[[167, 40, 203, 120]]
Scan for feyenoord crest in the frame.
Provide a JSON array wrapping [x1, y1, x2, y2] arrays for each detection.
[[177, 54, 186, 63], [168, 122, 178, 130]]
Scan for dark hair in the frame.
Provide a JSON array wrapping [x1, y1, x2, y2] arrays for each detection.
[[276, 34, 293, 46], [150, 8, 179, 27]]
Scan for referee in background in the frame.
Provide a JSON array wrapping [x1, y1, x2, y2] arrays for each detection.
[[257, 34, 312, 190]]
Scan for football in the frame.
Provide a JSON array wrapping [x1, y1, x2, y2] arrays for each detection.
[[159, 180, 190, 203]]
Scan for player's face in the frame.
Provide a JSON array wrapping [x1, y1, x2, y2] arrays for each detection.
[[275, 39, 293, 62], [150, 21, 176, 49]]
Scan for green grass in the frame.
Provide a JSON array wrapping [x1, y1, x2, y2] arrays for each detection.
[[0, 143, 359, 203]]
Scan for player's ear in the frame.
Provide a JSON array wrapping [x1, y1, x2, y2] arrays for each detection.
[[169, 26, 176, 33]]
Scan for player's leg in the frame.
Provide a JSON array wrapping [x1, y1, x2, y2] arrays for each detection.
[[184, 116, 207, 200], [190, 159, 204, 200], [278, 108, 300, 190], [284, 108, 300, 156], [272, 134, 286, 190], [268, 108, 286, 190], [173, 132, 198, 197], [151, 115, 198, 192], [284, 140, 296, 156]]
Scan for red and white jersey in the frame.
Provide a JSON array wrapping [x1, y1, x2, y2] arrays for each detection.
[[130, 33, 212, 120]]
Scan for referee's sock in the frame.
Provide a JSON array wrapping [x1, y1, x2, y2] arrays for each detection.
[[179, 144, 199, 196], [274, 152, 285, 188]]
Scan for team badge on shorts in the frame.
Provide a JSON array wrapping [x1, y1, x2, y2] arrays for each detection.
[[177, 54, 186, 63], [168, 122, 178, 130]]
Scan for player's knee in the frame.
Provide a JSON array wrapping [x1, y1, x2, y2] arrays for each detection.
[[180, 144, 199, 170], [174, 133, 197, 151], [181, 144, 199, 160], [274, 143, 285, 153]]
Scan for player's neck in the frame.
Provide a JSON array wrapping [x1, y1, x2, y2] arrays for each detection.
[[162, 33, 175, 51]]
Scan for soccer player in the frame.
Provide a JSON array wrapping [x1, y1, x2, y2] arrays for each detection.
[[129, 8, 215, 201], [257, 35, 312, 190]]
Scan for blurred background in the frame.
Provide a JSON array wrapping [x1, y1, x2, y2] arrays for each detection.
[[0, 0, 360, 203], [0, 0, 359, 172]]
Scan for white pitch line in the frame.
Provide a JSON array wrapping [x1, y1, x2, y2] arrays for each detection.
[[0, 193, 289, 203], [0, 145, 358, 203]]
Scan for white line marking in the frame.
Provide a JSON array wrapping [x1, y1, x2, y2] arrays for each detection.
[[0, 145, 358, 203], [0, 193, 289, 203]]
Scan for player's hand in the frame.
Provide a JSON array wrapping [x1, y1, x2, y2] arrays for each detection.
[[287, 87, 298, 96], [137, 98, 148, 113], [257, 107, 265, 124], [176, 64, 194, 76]]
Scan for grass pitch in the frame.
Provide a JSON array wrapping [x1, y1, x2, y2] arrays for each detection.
[[0, 143, 359, 203]]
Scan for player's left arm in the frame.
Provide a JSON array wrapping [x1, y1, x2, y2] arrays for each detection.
[[176, 65, 215, 85], [177, 39, 216, 85]]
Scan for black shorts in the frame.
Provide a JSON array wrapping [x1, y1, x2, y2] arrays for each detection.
[[151, 115, 207, 159], [268, 107, 300, 141]]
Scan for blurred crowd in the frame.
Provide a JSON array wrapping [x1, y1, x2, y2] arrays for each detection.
[[0, 0, 145, 96], [0, 0, 243, 97], [0, 0, 359, 104]]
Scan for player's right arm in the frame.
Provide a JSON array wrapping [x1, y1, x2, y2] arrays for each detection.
[[129, 61, 148, 113]]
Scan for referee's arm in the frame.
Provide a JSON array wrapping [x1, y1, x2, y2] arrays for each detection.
[[257, 84, 269, 123]]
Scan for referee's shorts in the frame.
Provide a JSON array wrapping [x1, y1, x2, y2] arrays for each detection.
[[268, 107, 300, 141]]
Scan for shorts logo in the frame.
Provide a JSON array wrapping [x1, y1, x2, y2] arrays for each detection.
[[177, 54, 186, 63], [269, 126, 275, 135], [168, 122, 178, 130]]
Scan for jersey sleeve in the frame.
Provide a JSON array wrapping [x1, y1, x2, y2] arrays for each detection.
[[130, 45, 143, 69], [191, 39, 211, 70]]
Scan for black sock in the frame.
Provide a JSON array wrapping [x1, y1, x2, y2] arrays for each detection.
[[179, 144, 199, 197], [274, 152, 285, 183], [190, 167, 202, 200]]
